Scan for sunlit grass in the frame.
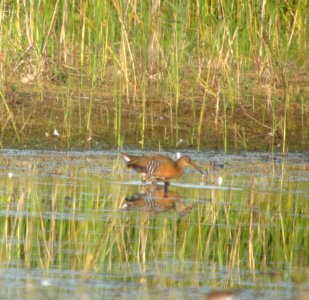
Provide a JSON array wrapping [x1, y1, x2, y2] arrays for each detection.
[[0, 1, 308, 152], [0, 151, 307, 281]]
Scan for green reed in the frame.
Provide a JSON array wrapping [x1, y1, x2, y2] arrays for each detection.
[[0, 1, 308, 151], [1, 1, 307, 84], [0, 153, 307, 279]]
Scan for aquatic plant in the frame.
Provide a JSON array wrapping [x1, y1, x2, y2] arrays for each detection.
[[0, 1, 307, 151]]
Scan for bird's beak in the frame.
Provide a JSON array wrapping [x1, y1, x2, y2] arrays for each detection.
[[190, 161, 207, 176]]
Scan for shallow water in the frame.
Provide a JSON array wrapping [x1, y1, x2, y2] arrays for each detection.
[[0, 149, 308, 300]]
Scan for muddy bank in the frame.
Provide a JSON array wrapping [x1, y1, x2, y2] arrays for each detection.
[[1, 76, 308, 152]]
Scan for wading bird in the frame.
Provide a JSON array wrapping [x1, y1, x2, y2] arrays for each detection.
[[121, 153, 205, 195]]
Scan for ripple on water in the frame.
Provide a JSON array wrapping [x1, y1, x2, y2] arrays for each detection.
[[0, 149, 307, 300]]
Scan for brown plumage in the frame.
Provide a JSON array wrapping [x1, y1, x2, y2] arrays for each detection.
[[121, 153, 205, 195]]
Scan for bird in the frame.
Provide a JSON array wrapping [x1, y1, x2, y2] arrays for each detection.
[[121, 153, 206, 195]]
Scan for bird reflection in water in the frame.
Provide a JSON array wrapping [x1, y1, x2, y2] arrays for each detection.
[[205, 289, 242, 300], [120, 184, 193, 216]]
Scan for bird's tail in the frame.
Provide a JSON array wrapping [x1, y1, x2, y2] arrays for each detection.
[[121, 153, 135, 162]]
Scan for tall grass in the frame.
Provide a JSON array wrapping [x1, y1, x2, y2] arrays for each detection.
[[1, 1, 307, 85], [0, 1, 308, 151], [0, 152, 307, 275]]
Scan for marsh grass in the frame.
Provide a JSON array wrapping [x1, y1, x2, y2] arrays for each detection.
[[0, 1, 308, 151], [0, 151, 307, 288]]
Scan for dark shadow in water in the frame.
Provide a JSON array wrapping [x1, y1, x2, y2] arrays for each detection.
[[120, 184, 193, 216]]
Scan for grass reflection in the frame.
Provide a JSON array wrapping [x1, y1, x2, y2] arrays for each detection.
[[0, 150, 307, 299]]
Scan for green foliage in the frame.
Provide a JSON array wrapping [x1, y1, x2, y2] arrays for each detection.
[[0, 1, 308, 152], [0, 151, 307, 278]]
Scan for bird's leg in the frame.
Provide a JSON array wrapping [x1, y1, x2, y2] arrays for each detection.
[[164, 181, 170, 197]]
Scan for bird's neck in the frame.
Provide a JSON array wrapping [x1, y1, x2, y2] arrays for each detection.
[[176, 158, 187, 172]]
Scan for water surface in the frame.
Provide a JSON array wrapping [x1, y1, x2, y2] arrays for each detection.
[[0, 149, 308, 299]]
